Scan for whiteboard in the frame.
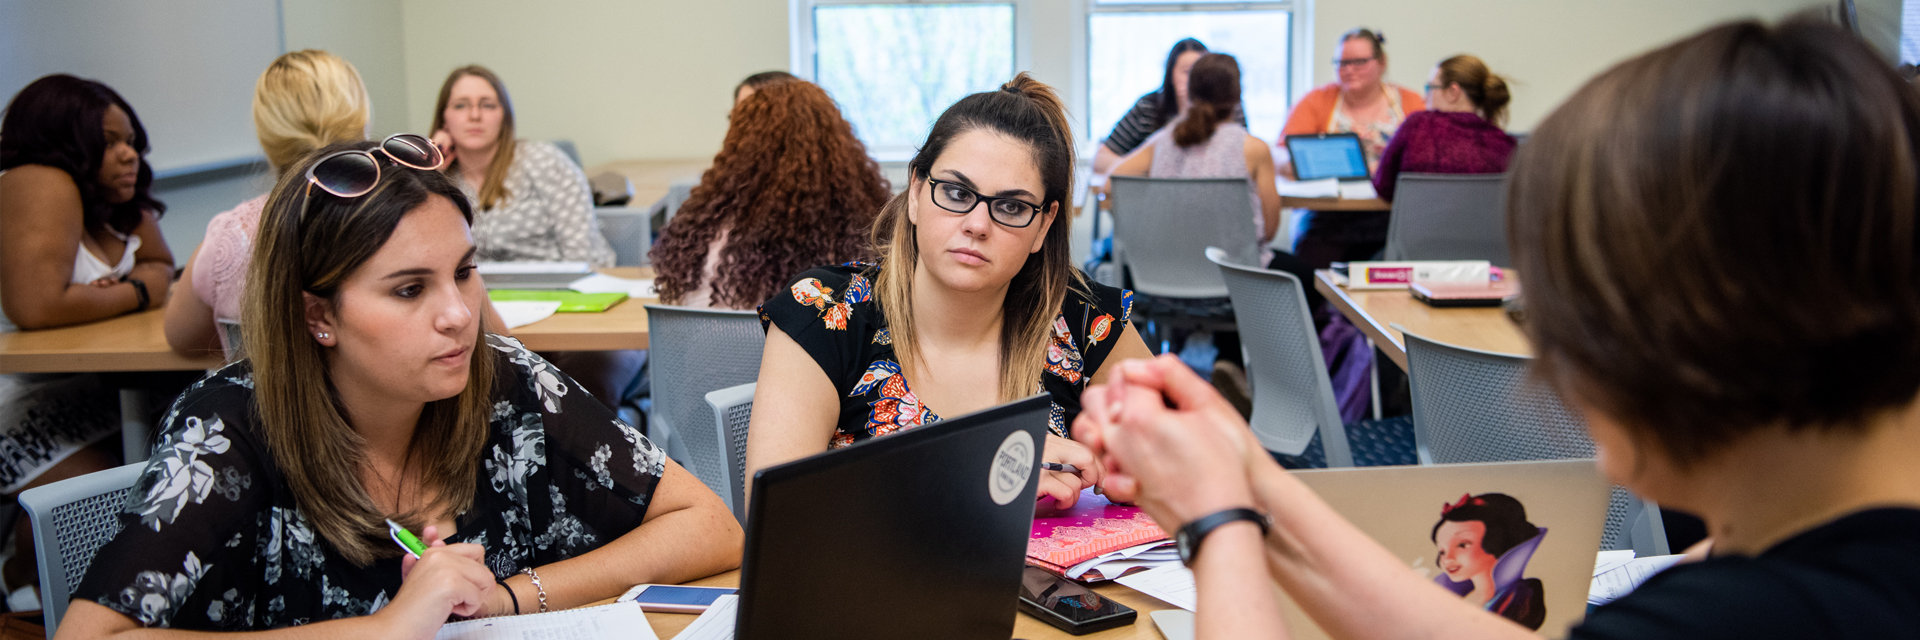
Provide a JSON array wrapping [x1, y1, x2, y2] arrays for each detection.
[[0, 0, 283, 176]]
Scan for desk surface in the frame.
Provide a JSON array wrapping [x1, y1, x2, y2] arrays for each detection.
[[0, 268, 658, 374], [1312, 269, 1529, 370], [1281, 195, 1390, 211], [643, 570, 1176, 639]]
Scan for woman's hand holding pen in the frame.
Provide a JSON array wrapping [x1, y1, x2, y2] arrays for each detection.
[[384, 525, 499, 638], [1038, 434, 1105, 509]]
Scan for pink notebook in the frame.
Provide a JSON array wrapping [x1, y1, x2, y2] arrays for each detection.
[[1027, 488, 1167, 569]]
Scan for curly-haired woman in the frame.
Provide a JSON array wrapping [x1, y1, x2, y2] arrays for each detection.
[[650, 80, 891, 310]]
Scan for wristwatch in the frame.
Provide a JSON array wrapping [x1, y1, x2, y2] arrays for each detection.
[[1175, 508, 1271, 566]]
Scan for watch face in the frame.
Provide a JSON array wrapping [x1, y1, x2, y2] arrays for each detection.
[[1176, 530, 1195, 564]]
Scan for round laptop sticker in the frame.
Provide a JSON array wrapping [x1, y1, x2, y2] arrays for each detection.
[[988, 430, 1035, 506]]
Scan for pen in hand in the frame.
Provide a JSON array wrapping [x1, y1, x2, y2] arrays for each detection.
[[387, 518, 427, 559], [1040, 462, 1080, 475]]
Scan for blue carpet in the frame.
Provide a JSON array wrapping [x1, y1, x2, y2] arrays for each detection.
[[1270, 415, 1418, 469]]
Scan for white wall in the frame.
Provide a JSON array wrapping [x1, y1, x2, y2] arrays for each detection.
[[1310, 0, 1831, 132], [284, 0, 413, 139]]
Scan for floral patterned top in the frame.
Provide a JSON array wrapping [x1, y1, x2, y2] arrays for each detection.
[[72, 335, 668, 630], [758, 262, 1134, 448]]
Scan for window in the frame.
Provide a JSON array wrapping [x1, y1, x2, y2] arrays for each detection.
[[1087, 2, 1296, 145], [804, 2, 1016, 153]]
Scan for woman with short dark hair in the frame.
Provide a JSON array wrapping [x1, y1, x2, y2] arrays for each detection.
[[1076, 18, 1920, 639]]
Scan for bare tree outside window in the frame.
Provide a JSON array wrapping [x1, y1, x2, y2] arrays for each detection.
[[814, 4, 1015, 150]]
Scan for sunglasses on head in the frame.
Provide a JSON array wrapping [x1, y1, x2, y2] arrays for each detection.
[[303, 133, 444, 200]]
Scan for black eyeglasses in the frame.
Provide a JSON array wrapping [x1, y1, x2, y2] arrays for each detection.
[[303, 133, 444, 200], [925, 177, 1045, 228], [1333, 56, 1377, 69]]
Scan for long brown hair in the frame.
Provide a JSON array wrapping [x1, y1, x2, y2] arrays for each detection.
[[1435, 55, 1511, 127], [1174, 54, 1241, 148], [243, 141, 497, 566], [431, 65, 517, 210], [872, 73, 1082, 402], [1508, 19, 1920, 466], [652, 81, 888, 309]]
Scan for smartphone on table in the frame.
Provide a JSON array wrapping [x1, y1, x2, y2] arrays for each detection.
[[1017, 567, 1137, 635], [617, 584, 738, 614]]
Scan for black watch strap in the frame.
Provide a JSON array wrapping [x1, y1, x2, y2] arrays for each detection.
[[1176, 508, 1270, 567]]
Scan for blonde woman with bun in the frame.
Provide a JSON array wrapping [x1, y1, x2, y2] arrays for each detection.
[[1371, 54, 1518, 202], [165, 50, 372, 355]]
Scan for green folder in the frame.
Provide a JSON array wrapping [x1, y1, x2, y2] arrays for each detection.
[[487, 290, 629, 313]]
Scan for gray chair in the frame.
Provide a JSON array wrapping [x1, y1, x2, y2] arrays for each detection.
[[1383, 173, 1511, 266], [550, 139, 583, 167], [20, 462, 145, 638], [703, 382, 756, 524], [595, 207, 653, 267], [216, 320, 245, 361], [646, 179, 700, 234], [643, 306, 765, 508], [1109, 176, 1260, 350], [1400, 328, 1668, 555], [1207, 248, 1353, 467]]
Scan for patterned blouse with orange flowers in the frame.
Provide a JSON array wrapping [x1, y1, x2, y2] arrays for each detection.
[[759, 262, 1134, 449]]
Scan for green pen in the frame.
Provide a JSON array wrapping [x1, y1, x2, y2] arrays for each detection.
[[387, 519, 426, 559]]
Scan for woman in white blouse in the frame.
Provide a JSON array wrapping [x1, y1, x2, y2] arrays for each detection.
[[429, 65, 614, 267]]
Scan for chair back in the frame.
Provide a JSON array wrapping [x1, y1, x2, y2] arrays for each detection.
[[595, 207, 653, 267], [216, 320, 245, 361], [1207, 248, 1352, 467], [1401, 329, 1666, 553], [1383, 173, 1510, 265], [703, 383, 756, 524], [644, 306, 765, 505], [1110, 176, 1259, 299], [19, 462, 145, 638], [550, 139, 583, 167]]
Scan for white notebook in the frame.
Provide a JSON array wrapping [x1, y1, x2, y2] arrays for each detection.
[[434, 602, 659, 640], [672, 594, 738, 640]]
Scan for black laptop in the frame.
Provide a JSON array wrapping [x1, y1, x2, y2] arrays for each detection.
[[736, 396, 1050, 639]]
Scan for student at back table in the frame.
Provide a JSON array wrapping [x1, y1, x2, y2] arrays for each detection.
[[746, 74, 1155, 510], [1371, 54, 1517, 202], [1092, 38, 1247, 175], [1077, 19, 1920, 640]]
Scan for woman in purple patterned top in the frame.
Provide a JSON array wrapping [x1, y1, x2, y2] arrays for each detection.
[[1374, 55, 1517, 202]]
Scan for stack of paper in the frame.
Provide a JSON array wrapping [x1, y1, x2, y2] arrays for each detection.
[[673, 594, 737, 640], [1063, 540, 1180, 581], [1277, 178, 1340, 199], [1027, 488, 1168, 580], [568, 272, 657, 299], [1588, 552, 1684, 605]]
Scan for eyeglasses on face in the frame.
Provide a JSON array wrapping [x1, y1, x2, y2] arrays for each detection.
[[925, 177, 1045, 228], [1333, 56, 1377, 69]]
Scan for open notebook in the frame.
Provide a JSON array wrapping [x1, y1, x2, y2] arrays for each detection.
[[434, 602, 658, 640]]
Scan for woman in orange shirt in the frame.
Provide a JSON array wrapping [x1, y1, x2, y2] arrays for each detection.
[[1279, 28, 1424, 267]]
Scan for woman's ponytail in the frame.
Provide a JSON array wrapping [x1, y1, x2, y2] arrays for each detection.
[[1172, 53, 1242, 148], [1438, 54, 1511, 128]]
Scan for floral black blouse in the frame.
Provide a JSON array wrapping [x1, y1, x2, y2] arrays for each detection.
[[72, 335, 668, 630], [758, 262, 1134, 449]]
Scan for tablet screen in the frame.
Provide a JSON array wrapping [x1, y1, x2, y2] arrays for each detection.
[[1289, 135, 1369, 180]]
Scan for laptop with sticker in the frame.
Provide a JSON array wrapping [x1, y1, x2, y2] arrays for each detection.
[[734, 396, 1051, 640]]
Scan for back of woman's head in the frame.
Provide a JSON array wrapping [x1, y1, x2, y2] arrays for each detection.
[[0, 74, 164, 234], [254, 50, 371, 173], [1437, 55, 1511, 127], [735, 70, 799, 99], [1154, 38, 1211, 127], [1509, 18, 1920, 466], [652, 80, 889, 308], [1173, 53, 1242, 148], [243, 140, 492, 567], [872, 72, 1079, 402]]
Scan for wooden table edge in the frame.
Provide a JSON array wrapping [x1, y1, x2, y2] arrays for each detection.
[[1280, 196, 1391, 212], [1313, 270, 1409, 370]]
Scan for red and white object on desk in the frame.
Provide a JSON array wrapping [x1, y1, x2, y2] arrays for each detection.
[[1028, 488, 1169, 581], [1345, 260, 1492, 290]]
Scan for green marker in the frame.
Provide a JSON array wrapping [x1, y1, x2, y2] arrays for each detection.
[[387, 519, 426, 559]]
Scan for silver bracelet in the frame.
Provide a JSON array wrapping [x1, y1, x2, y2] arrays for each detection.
[[520, 567, 550, 612]]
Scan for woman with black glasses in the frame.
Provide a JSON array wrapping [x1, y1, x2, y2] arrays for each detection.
[[746, 75, 1155, 512], [57, 138, 741, 637]]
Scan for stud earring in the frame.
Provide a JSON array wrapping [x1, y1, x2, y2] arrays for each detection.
[[316, 332, 330, 340]]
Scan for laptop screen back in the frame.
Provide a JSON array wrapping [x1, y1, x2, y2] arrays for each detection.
[[1287, 134, 1370, 181], [737, 397, 1050, 640]]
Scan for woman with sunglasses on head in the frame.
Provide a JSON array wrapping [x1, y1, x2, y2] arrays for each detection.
[[1076, 19, 1920, 639], [430, 65, 635, 414], [746, 74, 1156, 510], [1092, 38, 1248, 176], [0, 75, 181, 610], [1278, 28, 1425, 268], [56, 138, 741, 638], [1370, 55, 1516, 203]]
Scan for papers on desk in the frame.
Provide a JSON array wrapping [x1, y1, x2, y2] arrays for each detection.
[[1589, 552, 1684, 606], [567, 272, 657, 298], [1277, 178, 1378, 200], [1115, 563, 1197, 612], [435, 602, 658, 640], [491, 301, 563, 329], [1064, 541, 1180, 580], [1150, 610, 1195, 640], [672, 594, 738, 640]]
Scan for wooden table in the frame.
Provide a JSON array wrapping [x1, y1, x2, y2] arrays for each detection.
[[1312, 269, 1528, 370], [1281, 196, 1390, 211], [0, 268, 659, 374], [641, 570, 1177, 640]]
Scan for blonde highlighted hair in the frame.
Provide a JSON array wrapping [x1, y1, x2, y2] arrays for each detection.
[[252, 50, 371, 172], [871, 73, 1084, 402], [431, 65, 517, 210]]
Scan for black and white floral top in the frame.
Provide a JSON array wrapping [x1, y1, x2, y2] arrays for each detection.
[[72, 335, 668, 630], [758, 262, 1134, 449]]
